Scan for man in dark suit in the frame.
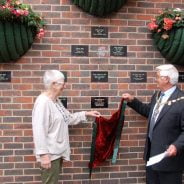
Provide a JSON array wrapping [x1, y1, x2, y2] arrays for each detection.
[[122, 64, 184, 184]]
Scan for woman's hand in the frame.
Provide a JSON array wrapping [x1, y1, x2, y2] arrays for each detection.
[[85, 111, 101, 117], [122, 93, 134, 102], [40, 154, 51, 169]]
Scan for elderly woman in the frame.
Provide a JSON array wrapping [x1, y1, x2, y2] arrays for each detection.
[[32, 70, 100, 184]]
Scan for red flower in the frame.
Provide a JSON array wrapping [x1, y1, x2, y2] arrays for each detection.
[[163, 18, 175, 31], [148, 21, 158, 31], [147, 8, 184, 39]]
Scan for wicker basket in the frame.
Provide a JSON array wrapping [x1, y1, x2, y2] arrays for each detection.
[[153, 28, 184, 65], [0, 21, 35, 63], [72, 0, 127, 17]]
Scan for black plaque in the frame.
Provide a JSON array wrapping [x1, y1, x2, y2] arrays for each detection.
[[0, 71, 11, 82], [71, 45, 89, 56], [91, 71, 108, 82], [91, 27, 108, 38], [179, 72, 184, 83], [61, 71, 67, 82], [130, 72, 147, 83], [59, 97, 67, 108], [91, 97, 108, 108], [110, 46, 127, 57]]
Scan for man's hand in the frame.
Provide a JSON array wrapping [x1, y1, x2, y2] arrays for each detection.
[[166, 144, 177, 157], [122, 93, 134, 102], [40, 154, 51, 169]]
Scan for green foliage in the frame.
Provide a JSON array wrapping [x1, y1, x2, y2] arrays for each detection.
[[148, 8, 184, 35], [0, 0, 45, 36]]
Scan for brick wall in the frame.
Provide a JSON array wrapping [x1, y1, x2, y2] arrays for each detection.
[[0, 0, 184, 183]]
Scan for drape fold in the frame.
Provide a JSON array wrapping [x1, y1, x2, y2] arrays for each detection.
[[89, 99, 126, 177]]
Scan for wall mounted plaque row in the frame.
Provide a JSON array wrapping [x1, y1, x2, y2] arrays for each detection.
[[59, 71, 184, 84], [0, 71, 11, 82], [130, 72, 184, 83], [58, 96, 109, 109], [71, 45, 127, 57], [91, 97, 108, 108]]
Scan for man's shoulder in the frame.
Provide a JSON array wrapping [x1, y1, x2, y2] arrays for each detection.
[[176, 87, 184, 96]]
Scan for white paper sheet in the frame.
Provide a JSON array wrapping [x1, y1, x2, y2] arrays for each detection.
[[146, 151, 168, 166]]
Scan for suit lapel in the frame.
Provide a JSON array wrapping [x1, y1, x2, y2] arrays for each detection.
[[154, 87, 179, 127], [147, 92, 160, 133], [148, 93, 158, 122]]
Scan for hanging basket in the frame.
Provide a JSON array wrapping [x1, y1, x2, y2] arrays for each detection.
[[0, 21, 36, 63], [153, 28, 184, 66], [72, 0, 127, 17]]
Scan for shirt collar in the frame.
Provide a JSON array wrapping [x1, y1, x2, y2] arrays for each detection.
[[162, 86, 176, 97]]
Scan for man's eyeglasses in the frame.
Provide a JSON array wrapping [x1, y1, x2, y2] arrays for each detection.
[[53, 81, 65, 85], [155, 75, 168, 80]]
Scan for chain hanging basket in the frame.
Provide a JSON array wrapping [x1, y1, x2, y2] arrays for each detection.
[[148, 8, 184, 66], [153, 28, 184, 65], [0, 21, 35, 63], [0, 0, 45, 63], [71, 0, 127, 17]]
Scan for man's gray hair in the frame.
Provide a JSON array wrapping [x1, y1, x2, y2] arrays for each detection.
[[156, 64, 179, 85], [43, 70, 65, 89]]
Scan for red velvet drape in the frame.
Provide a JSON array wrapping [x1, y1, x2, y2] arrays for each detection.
[[89, 99, 125, 169]]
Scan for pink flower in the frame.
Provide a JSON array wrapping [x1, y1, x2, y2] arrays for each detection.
[[148, 21, 158, 31], [163, 18, 175, 31], [37, 29, 45, 39], [175, 16, 182, 21], [11, 9, 21, 16], [39, 28, 44, 32], [13, 9, 23, 16], [17, 9, 25, 15], [11, 9, 28, 16], [24, 10, 29, 16]]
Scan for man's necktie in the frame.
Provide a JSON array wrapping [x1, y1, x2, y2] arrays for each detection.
[[149, 93, 164, 141]]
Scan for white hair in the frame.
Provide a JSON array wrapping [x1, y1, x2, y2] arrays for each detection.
[[43, 70, 65, 89], [156, 64, 179, 85]]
